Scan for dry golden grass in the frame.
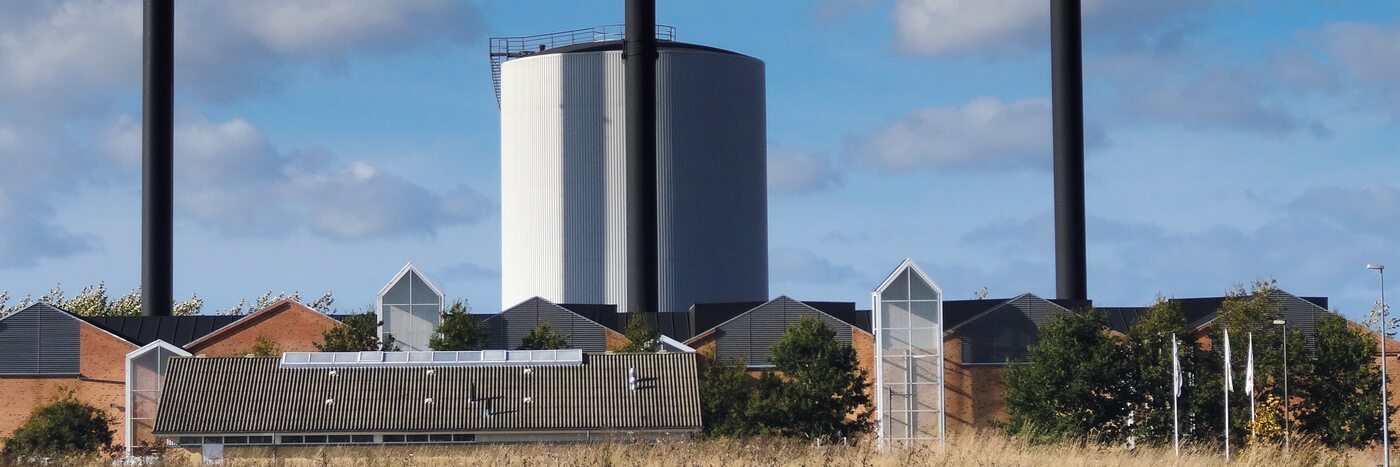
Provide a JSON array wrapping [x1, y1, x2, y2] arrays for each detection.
[[26, 431, 1385, 467]]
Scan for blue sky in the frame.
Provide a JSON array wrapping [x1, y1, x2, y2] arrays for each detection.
[[1, 0, 1399, 320]]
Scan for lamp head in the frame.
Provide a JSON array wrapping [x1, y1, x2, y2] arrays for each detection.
[[1273, 320, 1286, 325], [1368, 263, 1386, 271]]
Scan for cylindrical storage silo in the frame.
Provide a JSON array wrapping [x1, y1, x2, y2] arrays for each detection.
[[500, 41, 768, 313]]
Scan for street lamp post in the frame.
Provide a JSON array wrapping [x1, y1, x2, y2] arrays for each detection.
[[1370, 263, 1389, 467], [1274, 319, 1289, 451]]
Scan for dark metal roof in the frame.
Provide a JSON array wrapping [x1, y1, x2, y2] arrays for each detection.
[[558, 304, 618, 330], [943, 299, 1008, 330], [153, 353, 702, 435], [1098, 307, 1147, 334], [690, 301, 766, 338], [614, 312, 694, 341], [82, 315, 240, 348]]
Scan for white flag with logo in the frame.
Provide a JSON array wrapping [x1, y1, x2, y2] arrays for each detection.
[[1244, 333, 1254, 396], [1173, 336, 1183, 397], [1223, 329, 1233, 392]]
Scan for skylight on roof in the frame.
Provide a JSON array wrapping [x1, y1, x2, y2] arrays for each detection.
[[279, 349, 584, 369]]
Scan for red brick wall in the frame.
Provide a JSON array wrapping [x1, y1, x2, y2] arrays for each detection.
[[0, 324, 134, 449], [942, 333, 1008, 434], [188, 302, 340, 357], [605, 329, 630, 351]]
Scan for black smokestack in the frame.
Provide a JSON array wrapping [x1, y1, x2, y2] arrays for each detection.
[[625, 0, 659, 313], [141, 0, 173, 317], [1051, 0, 1087, 301]]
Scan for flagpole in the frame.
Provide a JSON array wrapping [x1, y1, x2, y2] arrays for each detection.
[[1249, 333, 1256, 443], [1225, 329, 1232, 461], [1173, 335, 1181, 457]]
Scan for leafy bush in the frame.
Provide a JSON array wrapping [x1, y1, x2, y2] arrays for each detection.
[[2, 389, 113, 456], [519, 321, 569, 350], [429, 300, 488, 351]]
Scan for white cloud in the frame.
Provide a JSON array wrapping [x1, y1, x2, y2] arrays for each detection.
[[768, 146, 841, 194], [103, 115, 493, 240], [893, 0, 1045, 57], [890, 0, 1214, 58], [1317, 22, 1400, 112], [0, 0, 483, 267], [848, 97, 1081, 172]]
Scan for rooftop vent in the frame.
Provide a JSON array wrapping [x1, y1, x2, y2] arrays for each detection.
[[280, 349, 584, 369]]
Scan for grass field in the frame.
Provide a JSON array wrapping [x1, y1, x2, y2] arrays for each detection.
[[27, 431, 1387, 466]]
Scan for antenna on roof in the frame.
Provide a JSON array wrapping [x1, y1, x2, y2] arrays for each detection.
[[975, 288, 989, 300]]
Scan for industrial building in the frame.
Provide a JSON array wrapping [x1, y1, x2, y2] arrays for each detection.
[[496, 27, 769, 314]]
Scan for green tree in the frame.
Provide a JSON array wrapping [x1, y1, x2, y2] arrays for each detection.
[[248, 336, 280, 357], [1296, 312, 1393, 448], [519, 321, 569, 350], [1005, 308, 1132, 443], [2, 389, 113, 456], [618, 313, 661, 353], [696, 350, 758, 436], [1125, 297, 1192, 446], [314, 313, 387, 352], [429, 300, 488, 351], [760, 315, 872, 442], [1203, 279, 1308, 446]]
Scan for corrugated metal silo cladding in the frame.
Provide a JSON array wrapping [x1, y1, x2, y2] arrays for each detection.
[[500, 41, 768, 314]]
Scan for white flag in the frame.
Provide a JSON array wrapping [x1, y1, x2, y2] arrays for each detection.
[[1173, 336, 1183, 397], [1224, 329, 1233, 392], [1244, 333, 1255, 396]]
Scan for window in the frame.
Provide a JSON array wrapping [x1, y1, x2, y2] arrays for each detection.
[[378, 265, 445, 352], [177, 437, 201, 446], [873, 260, 944, 446], [327, 435, 350, 443], [452, 434, 477, 443], [125, 341, 190, 452], [303, 435, 327, 443], [280, 435, 304, 444], [248, 436, 273, 445], [223, 436, 247, 445], [382, 435, 405, 443], [351, 435, 375, 443]]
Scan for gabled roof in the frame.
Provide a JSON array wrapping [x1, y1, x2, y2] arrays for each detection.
[[377, 261, 445, 300], [84, 314, 240, 348], [152, 353, 703, 435], [872, 258, 942, 300], [687, 295, 869, 344], [184, 299, 341, 350], [945, 293, 1074, 333], [481, 297, 613, 351]]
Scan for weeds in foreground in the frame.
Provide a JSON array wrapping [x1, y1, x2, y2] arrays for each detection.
[[3, 430, 1380, 467]]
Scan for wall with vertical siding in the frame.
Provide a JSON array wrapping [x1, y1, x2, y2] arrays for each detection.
[[499, 44, 767, 315]]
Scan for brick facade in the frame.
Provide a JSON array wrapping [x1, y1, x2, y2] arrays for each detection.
[[186, 301, 341, 357], [0, 323, 135, 449]]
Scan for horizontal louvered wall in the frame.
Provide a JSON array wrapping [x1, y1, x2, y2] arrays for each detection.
[[0, 304, 79, 375]]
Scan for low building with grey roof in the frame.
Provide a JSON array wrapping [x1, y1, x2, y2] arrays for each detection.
[[152, 351, 702, 450]]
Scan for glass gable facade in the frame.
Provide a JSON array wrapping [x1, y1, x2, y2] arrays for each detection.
[[378, 264, 444, 351], [873, 259, 943, 445], [125, 341, 189, 454]]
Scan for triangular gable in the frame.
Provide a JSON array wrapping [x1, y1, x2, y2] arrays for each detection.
[[687, 295, 856, 366], [481, 297, 611, 351], [0, 303, 138, 375], [688, 295, 869, 344], [184, 299, 339, 350], [377, 262, 445, 300], [873, 258, 942, 300], [946, 293, 1068, 333]]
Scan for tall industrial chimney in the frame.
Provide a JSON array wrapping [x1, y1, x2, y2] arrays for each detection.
[[1051, 0, 1087, 301], [625, 0, 660, 313], [141, 0, 173, 316]]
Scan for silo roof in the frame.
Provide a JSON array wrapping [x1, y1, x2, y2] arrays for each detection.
[[533, 40, 751, 59]]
